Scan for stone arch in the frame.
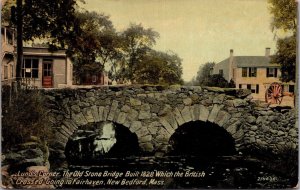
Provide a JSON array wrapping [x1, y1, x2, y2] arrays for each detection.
[[63, 121, 140, 165], [168, 120, 236, 156], [48, 102, 156, 167], [156, 103, 242, 153]]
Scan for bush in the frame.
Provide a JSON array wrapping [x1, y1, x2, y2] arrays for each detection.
[[2, 86, 54, 151], [203, 74, 235, 88]]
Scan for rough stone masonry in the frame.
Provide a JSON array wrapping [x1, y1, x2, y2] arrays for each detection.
[[43, 85, 297, 166]]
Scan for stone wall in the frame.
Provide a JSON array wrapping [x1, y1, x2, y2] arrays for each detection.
[[1, 137, 53, 188], [43, 86, 297, 165]]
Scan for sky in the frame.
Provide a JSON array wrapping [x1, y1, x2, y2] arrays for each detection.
[[80, 0, 277, 81]]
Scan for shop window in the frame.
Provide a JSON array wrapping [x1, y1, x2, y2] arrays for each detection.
[[22, 58, 39, 78]]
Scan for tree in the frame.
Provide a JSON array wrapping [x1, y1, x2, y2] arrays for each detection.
[[131, 50, 183, 85], [67, 11, 118, 82], [121, 23, 159, 81], [268, 0, 297, 33], [268, 0, 297, 82], [196, 62, 215, 85], [159, 51, 184, 85], [272, 35, 296, 82]]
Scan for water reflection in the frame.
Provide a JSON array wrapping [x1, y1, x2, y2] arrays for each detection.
[[93, 122, 116, 154], [65, 122, 140, 165]]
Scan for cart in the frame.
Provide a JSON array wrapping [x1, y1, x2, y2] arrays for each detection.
[[265, 82, 294, 105]]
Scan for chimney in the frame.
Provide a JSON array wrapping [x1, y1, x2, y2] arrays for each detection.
[[230, 49, 234, 57], [265, 47, 270, 57]]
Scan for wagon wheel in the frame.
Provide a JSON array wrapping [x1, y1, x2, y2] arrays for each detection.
[[265, 82, 283, 104]]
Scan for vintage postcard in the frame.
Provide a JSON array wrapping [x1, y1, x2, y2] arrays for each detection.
[[0, 0, 298, 189]]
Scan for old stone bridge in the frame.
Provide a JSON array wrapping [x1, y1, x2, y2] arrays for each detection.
[[43, 86, 297, 165]]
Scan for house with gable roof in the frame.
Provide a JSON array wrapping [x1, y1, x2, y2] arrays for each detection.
[[213, 48, 295, 106]]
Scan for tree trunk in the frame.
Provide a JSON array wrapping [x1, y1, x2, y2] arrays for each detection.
[[295, 5, 299, 120], [16, 0, 23, 81]]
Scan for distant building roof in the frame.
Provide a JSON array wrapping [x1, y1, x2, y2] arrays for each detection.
[[215, 55, 280, 69], [234, 56, 280, 68], [217, 58, 230, 66]]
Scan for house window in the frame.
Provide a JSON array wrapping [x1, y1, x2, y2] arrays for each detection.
[[242, 68, 247, 77], [10, 65, 14, 78], [247, 84, 251, 90], [267, 68, 278, 77], [219, 69, 223, 77], [7, 32, 13, 45], [239, 84, 242, 89], [249, 67, 257, 77], [4, 65, 8, 79], [22, 58, 39, 78], [247, 84, 259, 94], [289, 85, 295, 93]]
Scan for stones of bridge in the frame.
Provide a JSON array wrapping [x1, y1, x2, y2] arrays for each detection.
[[69, 103, 154, 152], [156, 103, 241, 154], [242, 108, 298, 153], [44, 86, 297, 156], [46, 87, 246, 155]]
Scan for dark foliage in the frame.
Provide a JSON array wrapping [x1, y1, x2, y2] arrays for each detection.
[[270, 35, 296, 82], [1, 86, 54, 151], [195, 62, 235, 88], [134, 50, 184, 85], [205, 74, 235, 88], [268, 0, 297, 82]]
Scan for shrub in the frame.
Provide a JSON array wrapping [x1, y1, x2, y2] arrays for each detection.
[[2, 86, 54, 151]]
